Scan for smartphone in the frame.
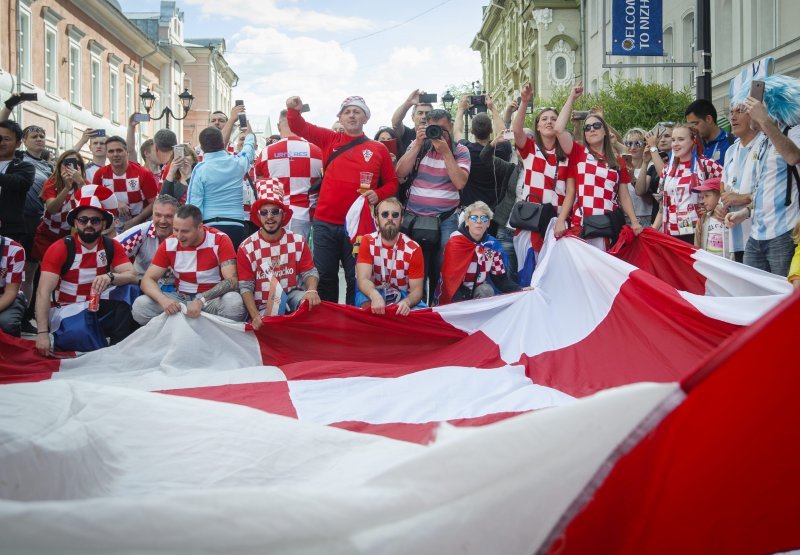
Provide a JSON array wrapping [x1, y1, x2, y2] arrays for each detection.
[[62, 157, 80, 170], [238, 113, 247, 128], [173, 144, 184, 158], [749, 80, 765, 102], [301, 103, 310, 113], [235, 99, 244, 106], [19, 92, 38, 102], [94, 129, 106, 137], [469, 95, 486, 107], [419, 93, 437, 104], [502, 130, 514, 140], [622, 153, 633, 164], [132, 113, 150, 122], [572, 110, 590, 120]]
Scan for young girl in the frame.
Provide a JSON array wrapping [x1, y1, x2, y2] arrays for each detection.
[[554, 81, 642, 251], [692, 177, 726, 256], [652, 123, 723, 243]]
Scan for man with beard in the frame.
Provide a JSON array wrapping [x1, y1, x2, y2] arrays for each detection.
[[356, 197, 424, 316], [115, 195, 179, 287], [237, 180, 319, 327], [132, 204, 244, 325], [92, 136, 159, 233], [35, 186, 139, 356]]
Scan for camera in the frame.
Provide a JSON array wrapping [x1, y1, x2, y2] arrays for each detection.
[[425, 124, 444, 140]]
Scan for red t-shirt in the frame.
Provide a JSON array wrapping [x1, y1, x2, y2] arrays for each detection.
[[286, 109, 398, 225], [92, 162, 158, 217], [40, 233, 128, 305]]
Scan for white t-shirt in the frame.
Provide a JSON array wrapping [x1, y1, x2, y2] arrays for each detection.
[[701, 215, 725, 256]]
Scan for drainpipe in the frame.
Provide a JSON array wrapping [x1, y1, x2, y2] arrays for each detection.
[[15, 0, 23, 122], [580, 0, 587, 86]]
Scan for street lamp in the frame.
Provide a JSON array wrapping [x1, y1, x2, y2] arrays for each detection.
[[139, 87, 194, 129], [442, 90, 455, 111]]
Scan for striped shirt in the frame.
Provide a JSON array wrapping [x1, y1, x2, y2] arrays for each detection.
[[750, 126, 800, 241], [406, 140, 471, 217], [721, 133, 766, 251]]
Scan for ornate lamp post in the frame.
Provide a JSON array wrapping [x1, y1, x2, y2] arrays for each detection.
[[139, 88, 194, 129]]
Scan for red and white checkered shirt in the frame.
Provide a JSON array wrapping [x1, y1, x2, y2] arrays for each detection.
[[660, 157, 724, 236], [254, 137, 323, 222], [40, 234, 128, 305], [0, 236, 25, 295], [461, 241, 507, 290], [92, 162, 158, 217], [356, 232, 424, 293], [151, 226, 236, 295], [237, 230, 314, 311], [39, 179, 84, 234], [568, 145, 631, 225], [518, 138, 569, 212]]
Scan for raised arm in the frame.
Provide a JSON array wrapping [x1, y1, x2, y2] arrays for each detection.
[[513, 83, 533, 149], [554, 81, 583, 155], [391, 89, 420, 139], [454, 95, 469, 143]]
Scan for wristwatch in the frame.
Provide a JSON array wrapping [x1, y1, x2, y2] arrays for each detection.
[[107, 271, 115, 285], [649, 146, 658, 153]]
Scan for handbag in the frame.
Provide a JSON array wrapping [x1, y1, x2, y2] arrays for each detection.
[[401, 213, 441, 245], [580, 171, 625, 242], [509, 193, 557, 236]]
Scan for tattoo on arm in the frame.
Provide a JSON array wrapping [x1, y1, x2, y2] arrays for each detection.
[[199, 277, 237, 301]]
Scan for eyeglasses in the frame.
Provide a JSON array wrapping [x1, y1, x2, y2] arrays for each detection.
[[380, 210, 401, 219], [75, 216, 104, 225], [258, 208, 282, 217], [584, 122, 604, 132], [468, 214, 490, 223], [624, 140, 644, 148]]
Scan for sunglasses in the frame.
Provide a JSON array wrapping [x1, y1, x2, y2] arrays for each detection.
[[583, 122, 604, 132], [468, 214, 490, 223], [258, 208, 282, 217], [75, 216, 104, 225], [537, 106, 558, 112], [624, 141, 644, 148], [380, 210, 401, 219]]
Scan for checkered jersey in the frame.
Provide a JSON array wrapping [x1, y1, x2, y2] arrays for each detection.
[[237, 230, 314, 310], [40, 178, 82, 234], [151, 226, 236, 295], [568, 145, 630, 225], [660, 158, 723, 236], [518, 138, 569, 211], [92, 162, 158, 217], [254, 137, 323, 222], [40, 234, 128, 305], [0, 236, 25, 295], [356, 232, 424, 293], [461, 242, 506, 290]]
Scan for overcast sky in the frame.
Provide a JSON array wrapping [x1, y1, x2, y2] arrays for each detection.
[[118, 0, 485, 136]]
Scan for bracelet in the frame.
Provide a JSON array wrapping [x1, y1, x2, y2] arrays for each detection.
[[37, 331, 49, 334], [303, 290, 318, 296]]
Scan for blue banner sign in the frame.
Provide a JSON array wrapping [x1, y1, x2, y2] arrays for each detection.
[[612, 0, 664, 56]]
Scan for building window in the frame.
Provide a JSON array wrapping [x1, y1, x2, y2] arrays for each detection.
[[44, 26, 58, 94], [91, 55, 102, 114], [19, 6, 32, 82], [109, 69, 119, 123], [69, 40, 81, 105], [555, 56, 567, 80], [682, 12, 695, 88], [125, 76, 134, 118]]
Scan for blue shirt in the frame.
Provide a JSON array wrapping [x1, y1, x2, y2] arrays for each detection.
[[703, 129, 731, 166], [187, 134, 255, 222]]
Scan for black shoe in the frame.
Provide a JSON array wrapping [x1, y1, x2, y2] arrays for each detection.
[[20, 319, 37, 334]]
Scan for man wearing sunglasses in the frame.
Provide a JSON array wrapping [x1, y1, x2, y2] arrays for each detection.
[[356, 197, 424, 316], [237, 180, 319, 327], [35, 187, 138, 356]]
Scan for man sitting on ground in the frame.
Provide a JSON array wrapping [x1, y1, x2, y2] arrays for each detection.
[[237, 180, 320, 327], [35, 186, 139, 355], [116, 194, 179, 287], [0, 220, 27, 336], [132, 204, 245, 325], [356, 197, 425, 316]]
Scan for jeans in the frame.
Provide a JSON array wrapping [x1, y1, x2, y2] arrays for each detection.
[[286, 219, 312, 242], [132, 291, 246, 325], [743, 230, 796, 277], [495, 226, 518, 283], [416, 210, 459, 306], [0, 294, 26, 336], [312, 219, 355, 305]]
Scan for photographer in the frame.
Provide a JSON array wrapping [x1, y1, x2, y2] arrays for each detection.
[[396, 109, 470, 304], [454, 94, 512, 227], [391, 89, 434, 154]]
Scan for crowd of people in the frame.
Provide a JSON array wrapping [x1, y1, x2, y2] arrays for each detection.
[[0, 72, 798, 357]]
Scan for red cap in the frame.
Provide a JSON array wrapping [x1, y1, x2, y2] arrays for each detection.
[[692, 176, 722, 193]]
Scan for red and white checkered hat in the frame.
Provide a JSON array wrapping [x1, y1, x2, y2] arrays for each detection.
[[67, 184, 119, 228], [250, 178, 293, 228]]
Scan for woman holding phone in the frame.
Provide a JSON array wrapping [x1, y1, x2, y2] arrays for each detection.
[[32, 150, 88, 260], [160, 144, 198, 204]]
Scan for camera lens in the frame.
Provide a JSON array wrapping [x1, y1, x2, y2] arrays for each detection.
[[425, 124, 443, 140]]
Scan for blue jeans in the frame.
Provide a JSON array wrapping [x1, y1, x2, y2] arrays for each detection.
[[743, 230, 796, 277], [495, 226, 518, 283], [416, 210, 459, 305], [312, 219, 355, 305]]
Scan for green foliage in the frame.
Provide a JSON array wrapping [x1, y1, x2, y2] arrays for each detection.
[[441, 83, 478, 120], [525, 79, 694, 135]]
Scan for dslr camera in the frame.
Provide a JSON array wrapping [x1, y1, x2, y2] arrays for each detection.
[[425, 124, 444, 140]]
